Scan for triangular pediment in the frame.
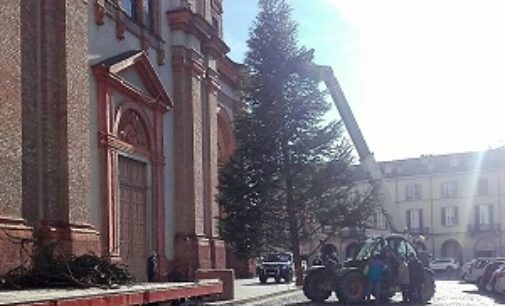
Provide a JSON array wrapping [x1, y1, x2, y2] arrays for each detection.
[[93, 50, 172, 109]]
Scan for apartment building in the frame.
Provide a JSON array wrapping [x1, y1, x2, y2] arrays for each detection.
[[353, 148, 505, 263]]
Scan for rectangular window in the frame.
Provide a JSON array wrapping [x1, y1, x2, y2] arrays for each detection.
[[475, 205, 493, 231], [442, 206, 458, 226], [441, 181, 457, 198], [478, 178, 488, 195], [120, 0, 156, 32], [143, 0, 154, 31], [407, 209, 423, 231], [120, 0, 137, 18], [405, 184, 422, 201], [376, 212, 387, 229], [479, 205, 491, 225]]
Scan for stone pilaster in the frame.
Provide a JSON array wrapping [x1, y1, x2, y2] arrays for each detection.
[[172, 46, 211, 279], [22, 0, 99, 254], [0, 0, 33, 275], [205, 68, 220, 238], [0, 1, 22, 221], [172, 46, 206, 236], [202, 64, 226, 270]]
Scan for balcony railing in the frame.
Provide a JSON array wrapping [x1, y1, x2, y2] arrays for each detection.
[[407, 227, 430, 235], [468, 223, 501, 233]]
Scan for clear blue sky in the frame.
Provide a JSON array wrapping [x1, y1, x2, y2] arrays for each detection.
[[223, 0, 505, 161]]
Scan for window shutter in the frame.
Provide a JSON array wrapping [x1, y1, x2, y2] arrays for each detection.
[[406, 210, 411, 230], [441, 207, 446, 226], [454, 207, 459, 225]]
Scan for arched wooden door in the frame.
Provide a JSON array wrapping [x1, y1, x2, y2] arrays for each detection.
[[119, 155, 148, 281]]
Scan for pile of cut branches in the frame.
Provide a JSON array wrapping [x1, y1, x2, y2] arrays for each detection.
[[0, 232, 134, 290]]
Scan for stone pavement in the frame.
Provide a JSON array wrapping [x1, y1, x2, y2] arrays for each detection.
[[0, 280, 222, 306], [206, 278, 299, 306]]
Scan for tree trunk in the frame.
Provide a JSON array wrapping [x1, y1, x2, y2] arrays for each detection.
[[286, 174, 303, 286], [282, 140, 303, 286]]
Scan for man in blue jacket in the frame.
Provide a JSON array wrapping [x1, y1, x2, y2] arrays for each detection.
[[365, 254, 385, 302]]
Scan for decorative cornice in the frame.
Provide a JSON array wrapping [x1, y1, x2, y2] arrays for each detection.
[[217, 56, 246, 88], [167, 8, 229, 58], [92, 51, 173, 111]]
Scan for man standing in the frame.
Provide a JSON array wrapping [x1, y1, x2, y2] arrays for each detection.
[[365, 254, 385, 302], [398, 258, 410, 303], [408, 252, 425, 302]]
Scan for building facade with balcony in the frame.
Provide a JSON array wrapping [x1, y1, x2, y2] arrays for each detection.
[[354, 148, 505, 263], [0, 0, 242, 283]]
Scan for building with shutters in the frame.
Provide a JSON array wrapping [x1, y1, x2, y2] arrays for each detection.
[[353, 148, 505, 263], [0, 0, 244, 283]]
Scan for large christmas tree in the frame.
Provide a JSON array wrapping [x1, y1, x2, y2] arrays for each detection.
[[218, 0, 376, 284]]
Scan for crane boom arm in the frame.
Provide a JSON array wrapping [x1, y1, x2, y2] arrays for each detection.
[[317, 65, 400, 233]]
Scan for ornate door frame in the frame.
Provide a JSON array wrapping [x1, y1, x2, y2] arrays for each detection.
[[92, 51, 172, 268]]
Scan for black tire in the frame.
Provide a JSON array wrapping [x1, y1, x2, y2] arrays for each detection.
[[446, 266, 454, 273], [284, 272, 293, 283], [275, 276, 282, 283], [259, 274, 268, 284], [421, 270, 436, 303], [303, 269, 332, 302], [338, 271, 366, 304]]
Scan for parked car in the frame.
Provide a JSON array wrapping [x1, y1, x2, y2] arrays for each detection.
[[488, 264, 505, 292], [257, 252, 294, 284], [492, 265, 505, 293], [478, 261, 504, 291], [429, 258, 460, 272], [467, 259, 492, 283], [460, 259, 477, 281]]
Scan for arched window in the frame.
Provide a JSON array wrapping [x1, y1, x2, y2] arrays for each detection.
[[118, 109, 149, 151]]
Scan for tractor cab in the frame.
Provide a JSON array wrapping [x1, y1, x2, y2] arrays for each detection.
[[352, 235, 417, 262]]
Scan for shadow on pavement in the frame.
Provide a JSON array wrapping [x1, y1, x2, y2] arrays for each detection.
[[285, 301, 423, 306], [432, 272, 461, 281], [242, 282, 293, 286], [463, 289, 505, 305]]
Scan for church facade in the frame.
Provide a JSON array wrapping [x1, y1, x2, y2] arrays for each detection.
[[0, 0, 242, 281]]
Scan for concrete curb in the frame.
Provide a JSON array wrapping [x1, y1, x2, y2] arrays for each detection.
[[205, 286, 300, 306]]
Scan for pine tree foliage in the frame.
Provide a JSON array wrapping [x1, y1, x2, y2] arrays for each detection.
[[218, 0, 377, 266]]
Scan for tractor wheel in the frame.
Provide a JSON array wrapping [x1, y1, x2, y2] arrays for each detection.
[[338, 271, 366, 304], [303, 269, 332, 302], [421, 270, 436, 302]]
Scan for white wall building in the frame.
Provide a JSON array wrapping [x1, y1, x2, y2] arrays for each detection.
[[354, 148, 505, 263]]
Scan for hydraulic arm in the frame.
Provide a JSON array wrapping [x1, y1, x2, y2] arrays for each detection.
[[317, 65, 400, 233]]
